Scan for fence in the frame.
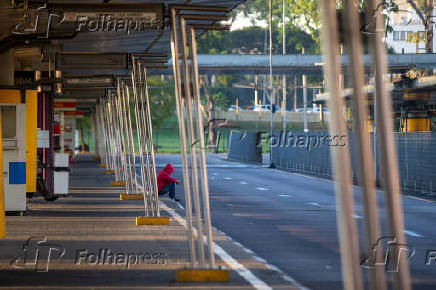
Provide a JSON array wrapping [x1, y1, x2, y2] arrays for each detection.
[[227, 131, 262, 163], [269, 131, 436, 194]]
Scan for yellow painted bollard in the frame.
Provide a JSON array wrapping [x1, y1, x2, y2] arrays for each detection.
[[119, 194, 143, 200], [176, 269, 229, 282], [135, 216, 170, 226], [111, 180, 125, 186]]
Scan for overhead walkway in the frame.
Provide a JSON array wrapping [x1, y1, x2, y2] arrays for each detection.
[[0, 154, 297, 289]]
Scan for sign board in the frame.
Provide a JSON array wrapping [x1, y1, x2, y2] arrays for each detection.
[[66, 76, 114, 87], [14, 71, 35, 88], [54, 101, 76, 112], [11, 3, 165, 39], [37, 129, 50, 148]]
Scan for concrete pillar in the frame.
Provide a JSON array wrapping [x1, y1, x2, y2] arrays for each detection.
[[0, 49, 14, 86], [37, 75, 55, 195], [0, 49, 14, 237]]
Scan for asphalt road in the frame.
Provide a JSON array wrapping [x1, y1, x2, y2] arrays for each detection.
[[142, 153, 436, 290]]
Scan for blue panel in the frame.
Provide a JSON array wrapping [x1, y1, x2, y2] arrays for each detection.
[[9, 162, 26, 185]]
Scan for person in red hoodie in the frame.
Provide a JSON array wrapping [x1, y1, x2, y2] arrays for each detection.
[[157, 163, 180, 201]]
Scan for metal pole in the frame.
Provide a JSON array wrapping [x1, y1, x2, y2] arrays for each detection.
[[318, 1, 363, 289], [343, 0, 387, 288], [293, 75, 297, 111], [189, 25, 216, 268], [131, 60, 149, 216], [117, 84, 129, 188], [125, 85, 139, 194], [373, 86, 377, 176], [137, 69, 156, 216], [367, 0, 411, 288], [254, 75, 258, 106], [302, 47, 308, 132], [282, 0, 287, 130], [170, 8, 197, 268], [180, 16, 206, 267], [269, 0, 275, 167], [142, 67, 161, 217], [120, 82, 133, 189]]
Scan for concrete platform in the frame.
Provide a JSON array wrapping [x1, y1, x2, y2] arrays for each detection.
[[0, 155, 298, 289]]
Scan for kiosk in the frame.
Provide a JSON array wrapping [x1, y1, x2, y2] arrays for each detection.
[[1, 104, 26, 212]]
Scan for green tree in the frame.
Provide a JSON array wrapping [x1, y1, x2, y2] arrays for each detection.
[[197, 25, 318, 54], [406, 0, 434, 53], [239, 0, 320, 44], [237, 0, 400, 47], [129, 76, 175, 133], [146, 76, 176, 131]]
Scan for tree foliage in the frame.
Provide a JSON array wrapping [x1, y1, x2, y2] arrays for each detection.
[[197, 25, 318, 54], [406, 0, 434, 53], [239, 0, 320, 44], [143, 76, 176, 131]]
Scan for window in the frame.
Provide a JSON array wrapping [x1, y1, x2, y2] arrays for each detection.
[[400, 31, 406, 41], [393, 31, 400, 41]]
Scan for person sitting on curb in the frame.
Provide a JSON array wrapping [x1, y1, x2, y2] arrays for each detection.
[[157, 163, 180, 202]]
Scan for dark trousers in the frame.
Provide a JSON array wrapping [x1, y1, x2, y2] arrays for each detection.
[[159, 182, 176, 198]]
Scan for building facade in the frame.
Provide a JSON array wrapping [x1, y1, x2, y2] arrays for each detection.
[[385, 0, 435, 53]]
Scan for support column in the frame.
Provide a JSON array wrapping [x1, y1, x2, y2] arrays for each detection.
[[0, 49, 13, 238], [0, 50, 14, 86], [37, 82, 54, 195]]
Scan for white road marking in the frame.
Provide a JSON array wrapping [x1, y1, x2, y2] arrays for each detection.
[[403, 230, 423, 238], [353, 214, 363, 219], [212, 227, 309, 290], [225, 177, 232, 180], [308, 202, 321, 207], [404, 195, 433, 203], [209, 177, 216, 180], [239, 181, 248, 185], [213, 172, 219, 176], [279, 194, 291, 197], [256, 187, 268, 191], [160, 202, 274, 290]]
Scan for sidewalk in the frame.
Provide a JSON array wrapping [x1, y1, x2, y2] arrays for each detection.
[[0, 154, 298, 289]]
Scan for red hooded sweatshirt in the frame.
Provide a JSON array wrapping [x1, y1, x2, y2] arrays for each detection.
[[157, 163, 178, 192]]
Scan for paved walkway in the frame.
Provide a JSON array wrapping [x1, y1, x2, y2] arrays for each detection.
[[0, 154, 296, 289]]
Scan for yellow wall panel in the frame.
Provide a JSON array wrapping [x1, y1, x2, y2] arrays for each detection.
[[0, 111, 4, 238], [26, 90, 37, 193], [403, 118, 430, 132], [0, 89, 20, 103]]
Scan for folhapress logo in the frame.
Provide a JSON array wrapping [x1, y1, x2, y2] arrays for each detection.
[[10, 237, 65, 272], [361, 236, 415, 273], [11, 4, 165, 39], [75, 249, 167, 269]]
